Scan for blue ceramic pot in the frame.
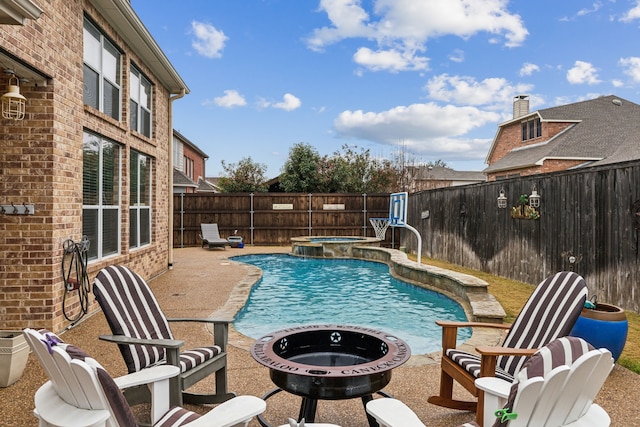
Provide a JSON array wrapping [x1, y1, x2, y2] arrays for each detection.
[[570, 303, 628, 362]]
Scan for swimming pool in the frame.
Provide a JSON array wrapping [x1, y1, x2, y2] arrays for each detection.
[[232, 254, 471, 354]]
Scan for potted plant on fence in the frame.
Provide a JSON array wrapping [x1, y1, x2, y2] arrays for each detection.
[[0, 330, 29, 387]]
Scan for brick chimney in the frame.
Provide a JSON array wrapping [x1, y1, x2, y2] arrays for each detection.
[[513, 94, 529, 119]]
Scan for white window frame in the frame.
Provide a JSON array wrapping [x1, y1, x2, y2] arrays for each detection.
[[83, 17, 122, 120], [129, 65, 153, 137], [130, 150, 153, 249], [82, 131, 122, 261]]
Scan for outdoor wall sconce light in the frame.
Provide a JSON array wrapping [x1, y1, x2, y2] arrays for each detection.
[[497, 188, 508, 209], [2, 69, 26, 120], [529, 185, 541, 208]]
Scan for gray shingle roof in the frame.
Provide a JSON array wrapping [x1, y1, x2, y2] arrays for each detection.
[[412, 166, 486, 181], [173, 168, 197, 188], [484, 95, 640, 173]]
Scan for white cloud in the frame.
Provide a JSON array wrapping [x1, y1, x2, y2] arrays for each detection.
[[353, 47, 428, 72], [211, 90, 246, 108], [333, 102, 500, 159], [619, 57, 640, 82], [566, 61, 601, 85], [577, 2, 603, 17], [306, 0, 528, 73], [191, 21, 228, 58], [449, 49, 465, 63], [424, 74, 534, 107], [273, 93, 302, 111], [620, 1, 640, 22], [306, 0, 375, 51], [612, 79, 624, 88], [519, 62, 540, 76]]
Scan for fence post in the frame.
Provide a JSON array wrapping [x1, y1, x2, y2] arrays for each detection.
[[250, 193, 254, 246], [362, 193, 367, 237], [180, 192, 185, 248], [308, 194, 313, 236]]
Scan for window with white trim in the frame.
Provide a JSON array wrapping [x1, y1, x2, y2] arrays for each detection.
[[130, 65, 152, 137], [521, 117, 542, 141], [83, 17, 121, 120], [130, 150, 152, 249], [83, 131, 121, 260]]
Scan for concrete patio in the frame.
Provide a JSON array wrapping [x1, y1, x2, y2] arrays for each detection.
[[2, 246, 638, 426]]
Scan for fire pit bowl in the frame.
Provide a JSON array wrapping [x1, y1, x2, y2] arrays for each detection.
[[251, 325, 411, 426]]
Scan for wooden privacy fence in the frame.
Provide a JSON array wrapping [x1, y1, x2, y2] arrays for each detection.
[[403, 159, 640, 313], [172, 160, 640, 312], [173, 193, 392, 247]]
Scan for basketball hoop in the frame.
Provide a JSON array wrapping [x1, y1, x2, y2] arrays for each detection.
[[370, 218, 390, 240]]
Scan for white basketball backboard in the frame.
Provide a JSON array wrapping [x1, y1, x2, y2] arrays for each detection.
[[389, 192, 408, 227]]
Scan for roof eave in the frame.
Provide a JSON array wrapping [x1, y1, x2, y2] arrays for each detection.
[[0, 0, 43, 25], [88, 0, 189, 95]]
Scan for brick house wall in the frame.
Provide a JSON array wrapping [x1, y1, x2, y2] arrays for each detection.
[[486, 119, 575, 180], [0, 1, 181, 332], [182, 143, 206, 185]]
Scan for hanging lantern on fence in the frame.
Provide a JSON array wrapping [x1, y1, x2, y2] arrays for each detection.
[[529, 185, 541, 208], [497, 188, 507, 209]]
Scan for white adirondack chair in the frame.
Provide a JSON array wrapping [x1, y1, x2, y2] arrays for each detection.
[[23, 328, 266, 427], [366, 337, 613, 427]]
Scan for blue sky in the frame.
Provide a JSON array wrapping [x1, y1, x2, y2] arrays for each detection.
[[131, 0, 640, 178]]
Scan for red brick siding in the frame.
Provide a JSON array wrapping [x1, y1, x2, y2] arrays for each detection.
[[486, 120, 577, 181], [0, 1, 173, 332]]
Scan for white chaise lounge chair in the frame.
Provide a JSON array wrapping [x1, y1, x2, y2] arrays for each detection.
[[366, 336, 613, 427], [199, 223, 229, 249], [23, 328, 265, 427]]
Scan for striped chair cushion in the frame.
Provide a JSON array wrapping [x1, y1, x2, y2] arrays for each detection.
[[445, 349, 515, 382], [497, 271, 587, 376], [94, 265, 221, 377], [155, 407, 202, 427], [179, 346, 222, 372], [492, 336, 594, 427], [446, 272, 586, 384], [64, 344, 140, 427], [94, 265, 173, 373], [65, 343, 204, 427]]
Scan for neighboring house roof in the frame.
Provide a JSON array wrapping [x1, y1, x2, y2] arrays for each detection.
[[197, 177, 218, 192], [173, 168, 197, 188], [484, 95, 640, 174], [173, 129, 209, 159], [412, 166, 486, 182]]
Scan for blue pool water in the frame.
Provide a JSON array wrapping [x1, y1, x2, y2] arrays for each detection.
[[232, 254, 471, 354]]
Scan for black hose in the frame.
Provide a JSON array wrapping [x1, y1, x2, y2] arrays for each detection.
[[61, 236, 91, 323]]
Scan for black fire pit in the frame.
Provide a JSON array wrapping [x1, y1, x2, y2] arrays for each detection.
[[250, 324, 411, 426]]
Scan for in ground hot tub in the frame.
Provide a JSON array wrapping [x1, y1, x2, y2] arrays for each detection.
[[291, 236, 381, 258], [251, 324, 411, 426]]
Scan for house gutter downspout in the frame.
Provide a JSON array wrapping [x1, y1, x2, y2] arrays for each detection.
[[168, 89, 186, 270]]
